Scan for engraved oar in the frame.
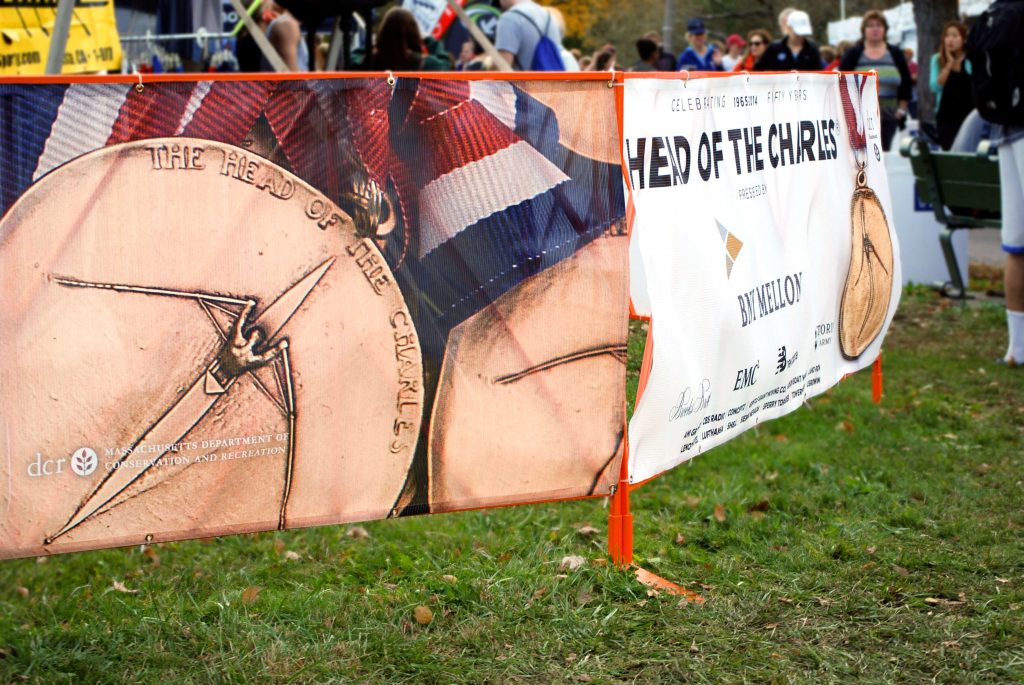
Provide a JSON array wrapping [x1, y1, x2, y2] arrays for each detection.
[[45, 258, 334, 544]]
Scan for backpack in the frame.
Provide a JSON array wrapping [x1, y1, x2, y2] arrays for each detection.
[[966, 0, 1024, 125], [511, 8, 564, 71]]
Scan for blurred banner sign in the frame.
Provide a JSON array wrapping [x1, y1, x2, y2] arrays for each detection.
[[0, 0, 121, 75]]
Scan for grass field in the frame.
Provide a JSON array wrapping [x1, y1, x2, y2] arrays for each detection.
[[1, 289, 1022, 684]]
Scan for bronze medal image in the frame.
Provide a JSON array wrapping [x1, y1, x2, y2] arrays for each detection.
[[0, 138, 422, 558], [838, 166, 894, 359], [428, 232, 627, 511]]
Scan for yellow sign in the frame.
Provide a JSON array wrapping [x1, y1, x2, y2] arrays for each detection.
[[0, 1, 121, 75]]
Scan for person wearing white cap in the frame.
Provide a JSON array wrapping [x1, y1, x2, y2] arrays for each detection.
[[753, 9, 824, 71]]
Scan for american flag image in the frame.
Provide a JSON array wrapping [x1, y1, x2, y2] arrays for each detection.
[[0, 76, 625, 359]]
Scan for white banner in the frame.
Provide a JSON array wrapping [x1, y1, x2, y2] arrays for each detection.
[[402, 0, 449, 37], [625, 73, 901, 483]]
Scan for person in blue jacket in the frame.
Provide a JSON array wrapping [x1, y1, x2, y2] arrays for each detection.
[[677, 18, 722, 71]]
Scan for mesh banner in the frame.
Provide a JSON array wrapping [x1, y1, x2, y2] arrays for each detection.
[[0, 76, 628, 559]]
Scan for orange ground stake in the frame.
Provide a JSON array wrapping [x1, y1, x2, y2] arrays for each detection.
[[872, 353, 883, 403]]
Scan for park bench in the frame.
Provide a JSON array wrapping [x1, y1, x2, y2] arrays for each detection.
[[900, 136, 1002, 299]]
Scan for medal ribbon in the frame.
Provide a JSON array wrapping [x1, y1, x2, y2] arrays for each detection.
[[838, 74, 868, 154]]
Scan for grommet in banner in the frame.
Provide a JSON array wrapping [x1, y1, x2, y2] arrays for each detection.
[[386, 71, 396, 90], [790, 69, 800, 81], [134, 72, 144, 93], [741, 69, 750, 83], [680, 70, 690, 87], [607, 68, 616, 88]]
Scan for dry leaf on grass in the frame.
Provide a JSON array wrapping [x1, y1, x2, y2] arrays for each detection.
[[283, 551, 301, 561], [684, 495, 701, 508], [15, 587, 29, 598], [674, 533, 686, 545], [866, 546, 876, 555], [894, 565, 910, 577], [347, 526, 370, 539], [112, 581, 138, 594], [836, 420, 855, 433], [576, 525, 600, 537], [713, 504, 726, 523], [413, 605, 433, 625], [241, 586, 261, 605], [442, 575, 458, 583], [560, 555, 586, 572], [273, 539, 285, 554]]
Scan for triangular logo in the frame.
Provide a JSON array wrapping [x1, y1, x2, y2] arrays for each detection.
[[716, 220, 744, 279], [204, 370, 226, 395]]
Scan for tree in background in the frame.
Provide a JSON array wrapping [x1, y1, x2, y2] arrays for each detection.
[[912, 0, 958, 123]]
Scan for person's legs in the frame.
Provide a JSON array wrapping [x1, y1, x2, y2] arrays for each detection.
[[999, 136, 1024, 364]]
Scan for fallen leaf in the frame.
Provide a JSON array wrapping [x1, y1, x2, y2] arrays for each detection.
[[413, 605, 433, 625], [774, 434, 788, 443], [814, 597, 833, 606], [560, 555, 586, 572], [241, 586, 261, 605], [836, 420, 854, 433], [442, 574, 458, 583], [765, 623, 779, 630], [576, 525, 600, 537], [112, 581, 138, 595], [15, 586, 29, 598], [674, 533, 686, 545], [778, 597, 793, 605], [646, 588, 660, 598], [942, 433, 958, 440], [996, 578, 1010, 584], [323, 617, 335, 628], [689, 639, 699, 653], [283, 550, 301, 561], [143, 547, 160, 567], [590, 558, 608, 567], [684, 495, 701, 508], [924, 597, 941, 605], [941, 640, 960, 649], [750, 511, 765, 521], [35, 557, 48, 564], [894, 565, 910, 577], [347, 526, 370, 539], [273, 539, 285, 554], [530, 586, 549, 602], [577, 590, 594, 606], [575, 675, 593, 683], [765, 470, 779, 481], [713, 503, 726, 523], [866, 546, 876, 555]]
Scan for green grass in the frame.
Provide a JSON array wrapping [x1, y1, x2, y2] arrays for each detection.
[[2, 289, 1023, 684]]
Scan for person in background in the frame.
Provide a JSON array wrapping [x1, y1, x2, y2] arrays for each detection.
[[545, 7, 579, 70], [732, 28, 771, 71], [777, 7, 796, 38], [260, 1, 308, 71], [495, 0, 564, 70], [644, 30, 676, 71], [633, 37, 659, 72], [676, 18, 721, 71], [370, 7, 451, 71], [754, 9, 823, 71], [930, 20, 973, 150], [904, 46, 919, 118], [589, 45, 616, 71], [721, 34, 746, 70], [820, 44, 837, 70], [839, 9, 912, 151]]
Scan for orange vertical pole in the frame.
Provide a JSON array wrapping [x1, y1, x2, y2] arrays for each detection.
[[608, 431, 633, 567], [872, 353, 883, 403]]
